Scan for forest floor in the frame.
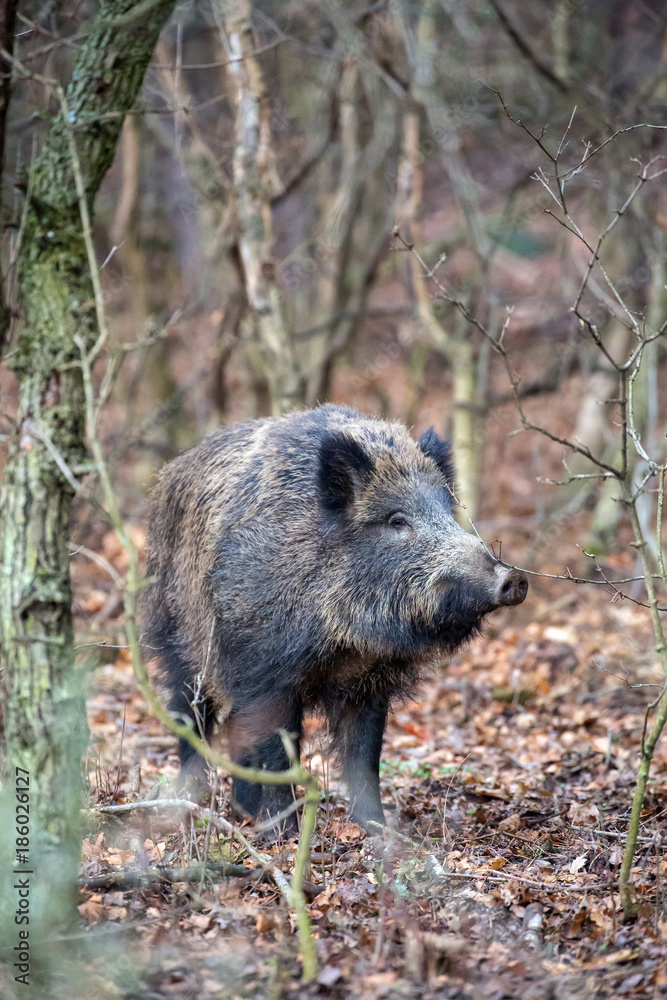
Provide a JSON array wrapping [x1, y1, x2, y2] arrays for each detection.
[[3, 314, 665, 998], [61, 514, 667, 1000]]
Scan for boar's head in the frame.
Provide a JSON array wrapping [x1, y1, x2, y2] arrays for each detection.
[[317, 424, 527, 660]]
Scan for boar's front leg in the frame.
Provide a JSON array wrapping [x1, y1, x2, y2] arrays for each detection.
[[226, 696, 303, 830], [169, 687, 217, 794], [331, 695, 389, 831]]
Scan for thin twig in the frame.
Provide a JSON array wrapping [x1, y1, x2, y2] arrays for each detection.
[[657, 467, 667, 590], [22, 419, 82, 492], [69, 542, 124, 590], [59, 88, 111, 377], [487, 1, 567, 93]]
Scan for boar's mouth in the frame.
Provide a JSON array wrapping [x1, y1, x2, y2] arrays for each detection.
[[435, 565, 528, 614], [428, 591, 493, 648], [430, 568, 528, 649]]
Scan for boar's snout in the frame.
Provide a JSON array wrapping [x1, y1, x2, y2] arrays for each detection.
[[494, 566, 528, 607]]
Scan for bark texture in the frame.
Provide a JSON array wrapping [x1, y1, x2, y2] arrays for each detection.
[[0, 0, 176, 923], [395, 0, 488, 520], [221, 0, 303, 414]]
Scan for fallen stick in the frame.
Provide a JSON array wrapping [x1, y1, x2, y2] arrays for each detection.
[[78, 860, 321, 898], [79, 860, 266, 891]]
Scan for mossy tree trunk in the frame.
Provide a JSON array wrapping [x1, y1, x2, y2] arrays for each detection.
[[0, 0, 176, 937]]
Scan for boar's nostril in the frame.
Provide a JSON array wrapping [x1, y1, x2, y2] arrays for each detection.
[[496, 568, 528, 607]]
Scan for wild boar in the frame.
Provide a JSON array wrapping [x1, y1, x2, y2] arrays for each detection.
[[143, 404, 527, 829]]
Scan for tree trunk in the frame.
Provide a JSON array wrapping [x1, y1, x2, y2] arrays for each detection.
[[0, 0, 176, 950], [396, 106, 484, 519], [395, 0, 489, 521], [218, 0, 303, 415]]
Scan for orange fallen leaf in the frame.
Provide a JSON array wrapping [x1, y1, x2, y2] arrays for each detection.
[[399, 720, 428, 741], [256, 912, 275, 934], [498, 813, 522, 833], [78, 899, 105, 924]]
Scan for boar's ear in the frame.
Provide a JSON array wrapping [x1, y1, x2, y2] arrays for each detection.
[[318, 432, 374, 512], [418, 427, 457, 496]]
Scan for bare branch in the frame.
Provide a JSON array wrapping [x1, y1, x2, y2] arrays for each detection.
[[487, 1, 568, 93], [392, 228, 623, 478]]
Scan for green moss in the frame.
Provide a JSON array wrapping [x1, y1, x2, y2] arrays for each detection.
[[0, 0, 178, 896]]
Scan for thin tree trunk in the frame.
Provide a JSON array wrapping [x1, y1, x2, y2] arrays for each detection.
[[552, 0, 571, 84], [396, 106, 482, 518], [304, 60, 396, 407], [217, 0, 303, 414], [395, 0, 488, 520], [112, 117, 149, 322], [0, 0, 176, 947]]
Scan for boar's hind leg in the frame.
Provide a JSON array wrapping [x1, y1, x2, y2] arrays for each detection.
[[227, 698, 303, 829], [168, 687, 217, 793], [330, 696, 388, 831]]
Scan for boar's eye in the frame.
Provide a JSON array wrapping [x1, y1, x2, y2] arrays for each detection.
[[387, 512, 411, 530]]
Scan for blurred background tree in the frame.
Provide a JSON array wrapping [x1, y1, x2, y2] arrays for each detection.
[[2, 0, 663, 520], [0, 0, 664, 647], [0, 0, 176, 992], [0, 5, 665, 699]]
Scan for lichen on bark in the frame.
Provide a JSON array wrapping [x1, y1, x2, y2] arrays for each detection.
[[0, 0, 176, 951]]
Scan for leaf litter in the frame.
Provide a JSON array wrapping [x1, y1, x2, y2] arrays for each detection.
[[67, 483, 667, 999]]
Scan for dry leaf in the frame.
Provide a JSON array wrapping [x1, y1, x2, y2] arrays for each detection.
[[608, 846, 622, 866], [567, 802, 599, 825], [255, 912, 275, 934], [364, 972, 397, 988], [336, 821, 366, 844], [79, 588, 111, 614], [317, 966, 342, 986], [498, 813, 522, 833], [78, 899, 105, 924]]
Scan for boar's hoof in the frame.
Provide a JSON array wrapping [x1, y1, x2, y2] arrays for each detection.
[[231, 781, 300, 836], [494, 567, 528, 607], [358, 817, 386, 837], [263, 813, 299, 839], [177, 762, 211, 801], [350, 806, 386, 834]]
